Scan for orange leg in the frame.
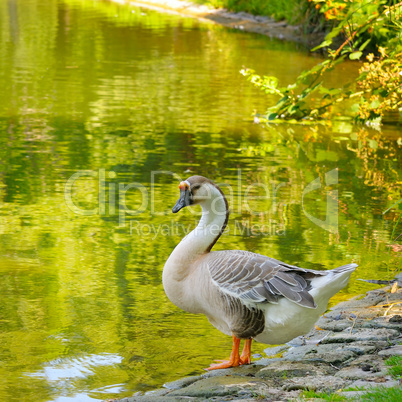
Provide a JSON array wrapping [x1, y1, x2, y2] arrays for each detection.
[[240, 338, 252, 365], [205, 335, 241, 370]]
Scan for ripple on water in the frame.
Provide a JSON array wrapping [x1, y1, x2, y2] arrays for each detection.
[[25, 353, 124, 401]]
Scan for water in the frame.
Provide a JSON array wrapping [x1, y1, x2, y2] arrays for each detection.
[[0, 0, 401, 400]]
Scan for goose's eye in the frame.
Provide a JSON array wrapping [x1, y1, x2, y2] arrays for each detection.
[[191, 184, 201, 192]]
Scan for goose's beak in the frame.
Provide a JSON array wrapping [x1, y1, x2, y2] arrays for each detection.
[[172, 182, 192, 213]]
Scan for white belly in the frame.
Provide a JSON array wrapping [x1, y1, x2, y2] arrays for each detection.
[[255, 298, 326, 344]]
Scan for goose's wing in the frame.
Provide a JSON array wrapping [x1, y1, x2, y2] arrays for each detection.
[[207, 251, 317, 308]]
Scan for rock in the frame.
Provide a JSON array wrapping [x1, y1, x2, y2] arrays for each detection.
[[264, 344, 289, 357], [144, 389, 170, 397], [335, 355, 388, 380], [282, 345, 317, 361], [305, 344, 356, 364], [389, 314, 402, 323], [163, 375, 202, 390], [322, 328, 399, 344], [342, 341, 388, 355], [252, 357, 282, 366], [256, 361, 332, 379], [315, 317, 354, 332], [280, 341, 382, 365], [378, 345, 402, 356], [202, 364, 262, 378], [122, 394, 183, 402], [349, 378, 401, 389], [168, 375, 271, 398], [328, 293, 385, 310], [282, 375, 347, 392]]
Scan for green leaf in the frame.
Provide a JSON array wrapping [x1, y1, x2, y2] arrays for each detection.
[[288, 105, 299, 114], [311, 40, 332, 52], [350, 103, 360, 113], [359, 38, 371, 51], [369, 99, 381, 109], [326, 26, 342, 41], [349, 51, 363, 60]]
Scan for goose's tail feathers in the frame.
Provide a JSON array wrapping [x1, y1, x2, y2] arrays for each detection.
[[309, 263, 357, 301], [332, 263, 358, 274]]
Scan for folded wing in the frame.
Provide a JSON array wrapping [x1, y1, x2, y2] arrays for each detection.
[[208, 251, 317, 308]]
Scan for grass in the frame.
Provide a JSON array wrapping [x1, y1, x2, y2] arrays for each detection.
[[301, 387, 402, 401], [359, 386, 402, 401], [385, 355, 402, 379]]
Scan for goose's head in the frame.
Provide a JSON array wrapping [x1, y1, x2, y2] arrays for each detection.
[[172, 176, 220, 213]]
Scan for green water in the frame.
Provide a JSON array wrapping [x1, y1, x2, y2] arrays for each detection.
[[0, 0, 401, 400]]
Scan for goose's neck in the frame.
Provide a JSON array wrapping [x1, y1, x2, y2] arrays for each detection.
[[165, 185, 229, 277], [191, 190, 229, 254]]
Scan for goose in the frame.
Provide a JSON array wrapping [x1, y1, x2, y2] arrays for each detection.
[[162, 176, 357, 370]]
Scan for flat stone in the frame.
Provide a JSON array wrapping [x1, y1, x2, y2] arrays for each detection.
[[335, 365, 388, 380], [349, 378, 401, 389], [168, 375, 270, 398], [301, 329, 334, 344], [256, 361, 331, 379], [122, 395, 187, 402], [232, 388, 302, 401], [281, 341, 381, 365], [285, 328, 333, 346], [322, 328, 399, 344], [144, 389, 170, 396], [282, 345, 317, 361], [360, 316, 402, 331], [282, 375, 347, 392], [264, 345, 289, 357], [311, 344, 356, 364], [253, 357, 282, 366], [317, 314, 402, 332], [163, 375, 202, 390], [315, 317, 354, 332], [341, 341, 388, 355], [201, 364, 262, 378], [329, 293, 385, 310], [378, 345, 402, 356]]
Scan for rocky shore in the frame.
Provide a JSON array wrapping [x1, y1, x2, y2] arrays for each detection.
[[126, 0, 322, 46], [119, 286, 401, 401]]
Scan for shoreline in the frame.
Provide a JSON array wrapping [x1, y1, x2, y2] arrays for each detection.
[[119, 286, 401, 401], [119, 0, 323, 46]]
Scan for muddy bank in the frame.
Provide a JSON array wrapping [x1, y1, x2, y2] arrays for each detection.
[[119, 286, 401, 401], [127, 0, 323, 46]]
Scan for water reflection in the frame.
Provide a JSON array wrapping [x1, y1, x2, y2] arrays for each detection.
[[0, 0, 401, 401]]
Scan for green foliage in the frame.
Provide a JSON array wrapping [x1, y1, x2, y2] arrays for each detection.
[[243, 0, 402, 123], [360, 386, 402, 401]]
